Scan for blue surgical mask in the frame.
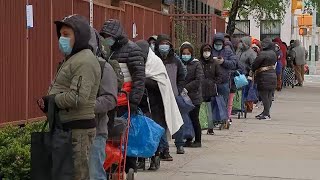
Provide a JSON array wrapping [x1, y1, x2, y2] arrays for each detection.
[[59, 36, 72, 56], [214, 44, 223, 51], [181, 55, 192, 62], [159, 44, 170, 53], [105, 37, 116, 46]]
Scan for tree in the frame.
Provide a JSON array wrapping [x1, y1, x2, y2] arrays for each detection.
[[224, 0, 320, 36]]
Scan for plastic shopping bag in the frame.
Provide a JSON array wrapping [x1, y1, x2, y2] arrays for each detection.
[[122, 111, 165, 158], [211, 95, 228, 121], [234, 71, 249, 89]]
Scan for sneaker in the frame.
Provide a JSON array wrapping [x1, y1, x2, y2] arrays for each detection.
[[259, 115, 271, 120], [148, 156, 160, 170], [255, 113, 263, 119], [190, 142, 202, 148], [206, 129, 215, 135], [176, 146, 185, 154], [160, 151, 173, 161]]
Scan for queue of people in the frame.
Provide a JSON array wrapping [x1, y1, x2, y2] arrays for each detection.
[[37, 15, 307, 180]]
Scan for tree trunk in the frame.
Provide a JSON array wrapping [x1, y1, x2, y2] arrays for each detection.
[[226, 0, 244, 35]]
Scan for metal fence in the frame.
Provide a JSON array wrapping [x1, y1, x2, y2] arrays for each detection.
[[0, 0, 170, 126], [0, 0, 224, 126]]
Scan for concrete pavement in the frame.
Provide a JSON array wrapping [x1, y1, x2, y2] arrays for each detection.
[[138, 81, 320, 180]]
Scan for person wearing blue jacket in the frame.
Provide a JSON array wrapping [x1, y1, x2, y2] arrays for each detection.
[[211, 33, 237, 105]]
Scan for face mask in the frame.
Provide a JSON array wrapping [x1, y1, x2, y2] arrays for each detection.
[[105, 37, 116, 46], [150, 44, 155, 52], [203, 51, 211, 59], [214, 44, 223, 51], [59, 36, 72, 56], [181, 55, 192, 62], [159, 44, 170, 56]]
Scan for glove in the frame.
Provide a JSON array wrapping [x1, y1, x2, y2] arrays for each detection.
[[216, 57, 224, 64], [37, 94, 56, 113]]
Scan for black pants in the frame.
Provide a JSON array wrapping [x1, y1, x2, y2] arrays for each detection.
[[187, 105, 201, 143], [259, 90, 274, 116]]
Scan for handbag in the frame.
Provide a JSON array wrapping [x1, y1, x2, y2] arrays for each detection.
[[246, 81, 258, 102], [234, 71, 249, 89], [31, 97, 73, 180], [122, 111, 165, 158], [176, 93, 195, 114], [211, 95, 228, 121]]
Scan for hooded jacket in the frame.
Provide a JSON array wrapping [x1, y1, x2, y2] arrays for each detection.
[[252, 38, 277, 91], [292, 40, 306, 65], [273, 37, 287, 67], [49, 15, 101, 126], [155, 34, 185, 96], [100, 19, 145, 111], [212, 33, 237, 84], [136, 40, 183, 135], [199, 44, 223, 101], [180, 42, 204, 105], [236, 36, 257, 76]]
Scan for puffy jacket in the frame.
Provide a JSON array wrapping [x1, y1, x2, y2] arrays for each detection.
[[100, 19, 145, 110], [199, 44, 223, 101], [50, 15, 101, 124], [155, 34, 185, 96], [236, 36, 257, 76], [180, 42, 204, 105], [252, 38, 277, 91], [212, 33, 237, 84]]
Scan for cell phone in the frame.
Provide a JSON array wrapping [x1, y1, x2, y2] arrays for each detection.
[[212, 56, 218, 60]]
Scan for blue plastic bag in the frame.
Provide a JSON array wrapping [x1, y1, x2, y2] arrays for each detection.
[[234, 71, 249, 89], [122, 112, 165, 158], [176, 94, 195, 114], [211, 95, 228, 121], [181, 113, 195, 139], [246, 85, 258, 102]]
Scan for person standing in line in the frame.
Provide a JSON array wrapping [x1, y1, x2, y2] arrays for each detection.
[[154, 34, 186, 156], [41, 15, 101, 180], [211, 33, 237, 126], [291, 40, 306, 86], [199, 44, 223, 135], [179, 42, 204, 147], [252, 38, 277, 120], [100, 19, 146, 176]]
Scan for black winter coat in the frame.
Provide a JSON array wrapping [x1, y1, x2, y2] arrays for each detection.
[[100, 19, 145, 110], [184, 59, 204, 105], [252, 38, 277, 91], [200, 59, 223, 102]]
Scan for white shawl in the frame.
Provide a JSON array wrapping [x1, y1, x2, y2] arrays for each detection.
[[145, 49, 184, 135]]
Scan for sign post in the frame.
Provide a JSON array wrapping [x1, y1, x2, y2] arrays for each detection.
[[89, 0, 93, 27]]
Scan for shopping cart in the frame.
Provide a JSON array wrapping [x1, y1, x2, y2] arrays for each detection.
[[104, 91, 132, 180]]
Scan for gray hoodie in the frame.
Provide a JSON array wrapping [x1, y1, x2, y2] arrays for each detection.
[[95, 58, 118, 138], [236, 36, 257, 75], [292, 40, 306, 65]]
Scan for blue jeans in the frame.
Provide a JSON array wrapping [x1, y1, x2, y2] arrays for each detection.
[[89, 135, 107, 180], [174, 126, 185, 147], [158, 129, 170, 152]]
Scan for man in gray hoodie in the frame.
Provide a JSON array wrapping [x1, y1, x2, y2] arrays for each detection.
[[291, 40, 306, 86], [88, 30, 118, 179]]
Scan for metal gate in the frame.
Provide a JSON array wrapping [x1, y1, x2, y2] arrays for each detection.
[[171, 14, 225, 56]]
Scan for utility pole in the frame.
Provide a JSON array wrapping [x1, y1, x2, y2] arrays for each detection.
[[309, 6, 317, 75], [89, 0, 93, 27]]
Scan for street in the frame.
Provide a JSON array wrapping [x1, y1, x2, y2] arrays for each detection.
[[139, 78, 320, 180]]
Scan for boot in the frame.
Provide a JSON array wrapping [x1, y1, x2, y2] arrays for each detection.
[[160, 149, 173, 161], [148, 155, 160, 170]]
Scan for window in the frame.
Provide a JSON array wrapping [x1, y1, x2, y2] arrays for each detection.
[[260, 20, 281, 40], [233, 20, 250, 38]]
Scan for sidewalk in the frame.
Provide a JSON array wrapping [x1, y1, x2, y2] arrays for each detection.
[[138, 81, 320, 180]]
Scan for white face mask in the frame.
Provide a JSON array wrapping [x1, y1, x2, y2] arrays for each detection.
[[203, 51, 211, 59]]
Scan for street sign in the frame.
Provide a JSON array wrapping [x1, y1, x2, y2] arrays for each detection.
[[299, 28, 308, 35]]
